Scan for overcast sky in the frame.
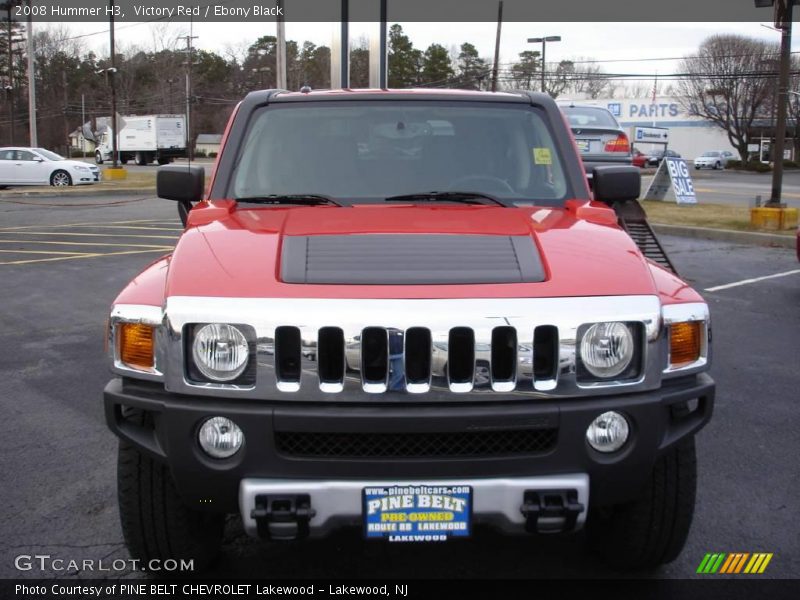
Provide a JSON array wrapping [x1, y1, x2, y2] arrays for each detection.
[[59, 21, 800, 88]]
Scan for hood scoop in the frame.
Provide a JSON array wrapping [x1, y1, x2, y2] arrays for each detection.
[[280, 234, 545, 285]]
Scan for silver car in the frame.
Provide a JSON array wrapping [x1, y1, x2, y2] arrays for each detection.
[[558, 103, 632, 184], [693, 151, 734, 170]]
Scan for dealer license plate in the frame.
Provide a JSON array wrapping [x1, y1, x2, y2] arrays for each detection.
[[363, 484, 472, 542]]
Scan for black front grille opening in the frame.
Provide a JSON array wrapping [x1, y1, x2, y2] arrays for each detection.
[[533, 325, 559, 380], [275, 326, 302, 382], [318, 327, 345, 383], [275, 428, 558, 459], [491, 326, 517, 382], [361, 327, 388, 382], [405, 327, 432, 383], [448, 327, 475, 384]]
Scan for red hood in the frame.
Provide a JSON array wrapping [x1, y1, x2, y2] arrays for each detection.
[[164, 201, 656, 299]]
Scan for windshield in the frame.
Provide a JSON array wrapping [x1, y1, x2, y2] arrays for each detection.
[[228, 101, 570, 205], [35, 149, 64, 161], [701, 152, 719, 157]]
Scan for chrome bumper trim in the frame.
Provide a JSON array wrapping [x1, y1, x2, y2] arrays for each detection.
[[239, 474, 590, 538]]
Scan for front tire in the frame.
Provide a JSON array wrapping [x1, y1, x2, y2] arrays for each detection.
[[117, 410, 224, 573], [95, 151, 103, 165], [587, 436, 697, 569], [50, 170, 72, 187]]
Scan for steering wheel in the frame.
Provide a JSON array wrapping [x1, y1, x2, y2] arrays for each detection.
[[446, 175, 515, 194]]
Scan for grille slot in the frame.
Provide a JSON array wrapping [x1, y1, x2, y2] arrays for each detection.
[[447, 327, 475, 392], [318, 327, 345, 391], [404, 327, 432, 390], [275, 326, 301, 391], [361, 327, 388, 391], [491, 326, 517, 389], [275, 428, 558, 459], [533, 325, 559, 391]]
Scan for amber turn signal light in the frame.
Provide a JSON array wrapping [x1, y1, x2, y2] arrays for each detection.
[[119, 323, 155, 370], [669, 321, 701, 367]]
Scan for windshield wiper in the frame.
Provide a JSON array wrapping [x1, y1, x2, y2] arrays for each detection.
[[234, 194, 344, 206], [384, 191, 511, 207]]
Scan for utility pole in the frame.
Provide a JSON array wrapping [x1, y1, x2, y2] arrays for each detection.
[[276, 0, 286, 88], [25, 0, 35, 146], [62, 70, 68, 155], [769, 0, 793, 206], [330, 0, 349, 89], [491, 1, 503, 92], [368, 0, 387, 88], [6, 1, 14, 144], [81, 93, 85, 158], [109, 0, 118, 168], [179, 32, 198, 160], [166, 77, 178, 113]]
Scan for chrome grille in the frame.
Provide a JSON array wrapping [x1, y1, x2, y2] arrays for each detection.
[[161, 296, 665, 402], [274, 325, 559, 395]]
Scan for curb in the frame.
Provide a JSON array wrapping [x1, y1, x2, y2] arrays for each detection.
[[0, 188, 153, 198], [652, 223, 795, 249]]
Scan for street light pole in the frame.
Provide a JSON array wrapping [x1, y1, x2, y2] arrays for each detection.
[[109, 0, 118, 168], [527, 35, 561, 94]]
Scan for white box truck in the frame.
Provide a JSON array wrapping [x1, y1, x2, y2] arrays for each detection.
[[95, 114, 187, 166]]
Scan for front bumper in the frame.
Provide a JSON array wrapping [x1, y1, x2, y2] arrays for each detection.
[[105, 373, 714, 535]]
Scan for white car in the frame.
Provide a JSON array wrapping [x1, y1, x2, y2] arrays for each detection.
[[693, 150, 734, 170], [0, 147, 101, 187]]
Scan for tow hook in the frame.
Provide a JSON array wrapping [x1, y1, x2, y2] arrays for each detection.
[[520, 490, 584, 534], [251, 494, 316, 541]]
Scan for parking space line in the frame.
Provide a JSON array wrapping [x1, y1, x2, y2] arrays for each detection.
[[0, 219, 171, 231], [0, 231, 178, 240], [0, 249, 92, 255], [58, 225, 184, 231], [704, 269, 800, 292], [0, 240, 173, 249], [0, 248, 170, 266]]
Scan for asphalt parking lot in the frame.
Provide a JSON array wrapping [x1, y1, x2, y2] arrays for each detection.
[[0, 194, 798, 580]]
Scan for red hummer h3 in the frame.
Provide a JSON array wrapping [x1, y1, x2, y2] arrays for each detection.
[[105, 89, 714, 572]]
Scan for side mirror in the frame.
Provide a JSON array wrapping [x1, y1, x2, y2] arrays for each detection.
[[591, 166, 641, 204], [157, 165, 204, 203], [157, 165, 204, 227], [33, 157, 44, 162]]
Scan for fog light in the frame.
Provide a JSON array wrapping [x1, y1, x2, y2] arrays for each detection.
[[198, 416, 244, 459], [586, 411, 629, 453]]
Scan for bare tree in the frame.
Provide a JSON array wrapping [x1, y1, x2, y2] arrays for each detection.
[[568, 58, 609, 99], [677, 34, 776, 161]]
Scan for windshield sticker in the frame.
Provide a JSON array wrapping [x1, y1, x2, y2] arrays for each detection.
[[533, 147, 552, 165]]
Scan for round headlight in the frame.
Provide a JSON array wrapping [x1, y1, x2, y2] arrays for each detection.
[[198, 416, 244, 458], [192, 323, 249, 381], [579, 322, 634, 378], [586, 411, 630, 453]]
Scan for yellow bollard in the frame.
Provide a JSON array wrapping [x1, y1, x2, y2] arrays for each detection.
[[103, 167, 128, 181], [750, 207, 798, 230]]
